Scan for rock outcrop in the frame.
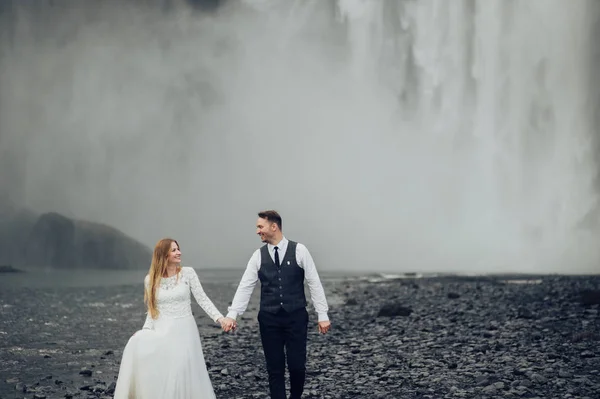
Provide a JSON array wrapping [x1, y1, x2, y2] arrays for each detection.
[[0, 207, 150, 269]]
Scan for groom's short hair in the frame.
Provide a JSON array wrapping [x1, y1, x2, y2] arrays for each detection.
[[258, 210, 282, 230]]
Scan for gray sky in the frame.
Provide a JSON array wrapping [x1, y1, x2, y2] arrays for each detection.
[[1, 0, 599, 274]]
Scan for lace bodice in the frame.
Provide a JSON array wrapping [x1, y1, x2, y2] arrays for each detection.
[[142, 267, 223, 330]]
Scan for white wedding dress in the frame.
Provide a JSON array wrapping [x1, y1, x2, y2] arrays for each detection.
[[113, 267, 224, 399]]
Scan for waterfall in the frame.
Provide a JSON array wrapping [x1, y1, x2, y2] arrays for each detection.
[[0, 0, 598, 273]]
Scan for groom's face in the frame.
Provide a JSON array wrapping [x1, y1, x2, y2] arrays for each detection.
[[256, 217, 275, 243]]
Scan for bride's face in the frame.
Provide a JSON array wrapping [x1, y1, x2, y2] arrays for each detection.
[[166, 241, 181, 265]]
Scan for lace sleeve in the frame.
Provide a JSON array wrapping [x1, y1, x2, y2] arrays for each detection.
[[185, 267, 224, 323], [142, 275, 155, 330]]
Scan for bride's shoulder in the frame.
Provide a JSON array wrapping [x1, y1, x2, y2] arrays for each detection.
[[180, 266, 195, 276], [180, 267, 199, 283]]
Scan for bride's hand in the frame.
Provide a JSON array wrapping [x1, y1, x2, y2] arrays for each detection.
[[217, 317, 227, 331], [218, 317, 236, 332]]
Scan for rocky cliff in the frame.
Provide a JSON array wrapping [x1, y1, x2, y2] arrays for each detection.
[[0, 207, 151, 269]]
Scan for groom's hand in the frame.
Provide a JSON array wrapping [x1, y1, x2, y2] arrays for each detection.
[[318, 320, 331, 334], [221, 317, 237, 332]]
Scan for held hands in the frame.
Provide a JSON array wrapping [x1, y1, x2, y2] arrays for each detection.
[[218, 317, 237, 333], [318, 320, 331, 334], [217, 317, 327, 333]]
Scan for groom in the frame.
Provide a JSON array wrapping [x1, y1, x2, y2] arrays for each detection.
[[222, 210, 331, 399]]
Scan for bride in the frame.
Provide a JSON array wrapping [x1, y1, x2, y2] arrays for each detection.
[[113, 238, 232, 399]]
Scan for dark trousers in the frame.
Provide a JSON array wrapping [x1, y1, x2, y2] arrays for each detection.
[[258, 307, 308, 399]]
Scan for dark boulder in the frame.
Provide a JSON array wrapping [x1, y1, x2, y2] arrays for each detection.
[[580, 290, 600, 306], [377, 303, 413, 317]]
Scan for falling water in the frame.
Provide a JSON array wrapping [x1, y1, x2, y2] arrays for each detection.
[[325, 0, 599, 271], [350, 0, 598, 272], [0, 0, 598, 273]]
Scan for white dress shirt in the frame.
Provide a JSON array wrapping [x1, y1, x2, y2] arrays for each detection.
[[226, 237, 329, 322]]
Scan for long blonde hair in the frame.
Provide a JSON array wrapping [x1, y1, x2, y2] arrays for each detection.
[[145, 238, 181, 319]]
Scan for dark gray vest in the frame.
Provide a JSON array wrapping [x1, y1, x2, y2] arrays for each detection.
[[258, 241, 307, 313]]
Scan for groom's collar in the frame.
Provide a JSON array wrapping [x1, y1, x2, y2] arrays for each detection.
[[268, 236, 288, 252]]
